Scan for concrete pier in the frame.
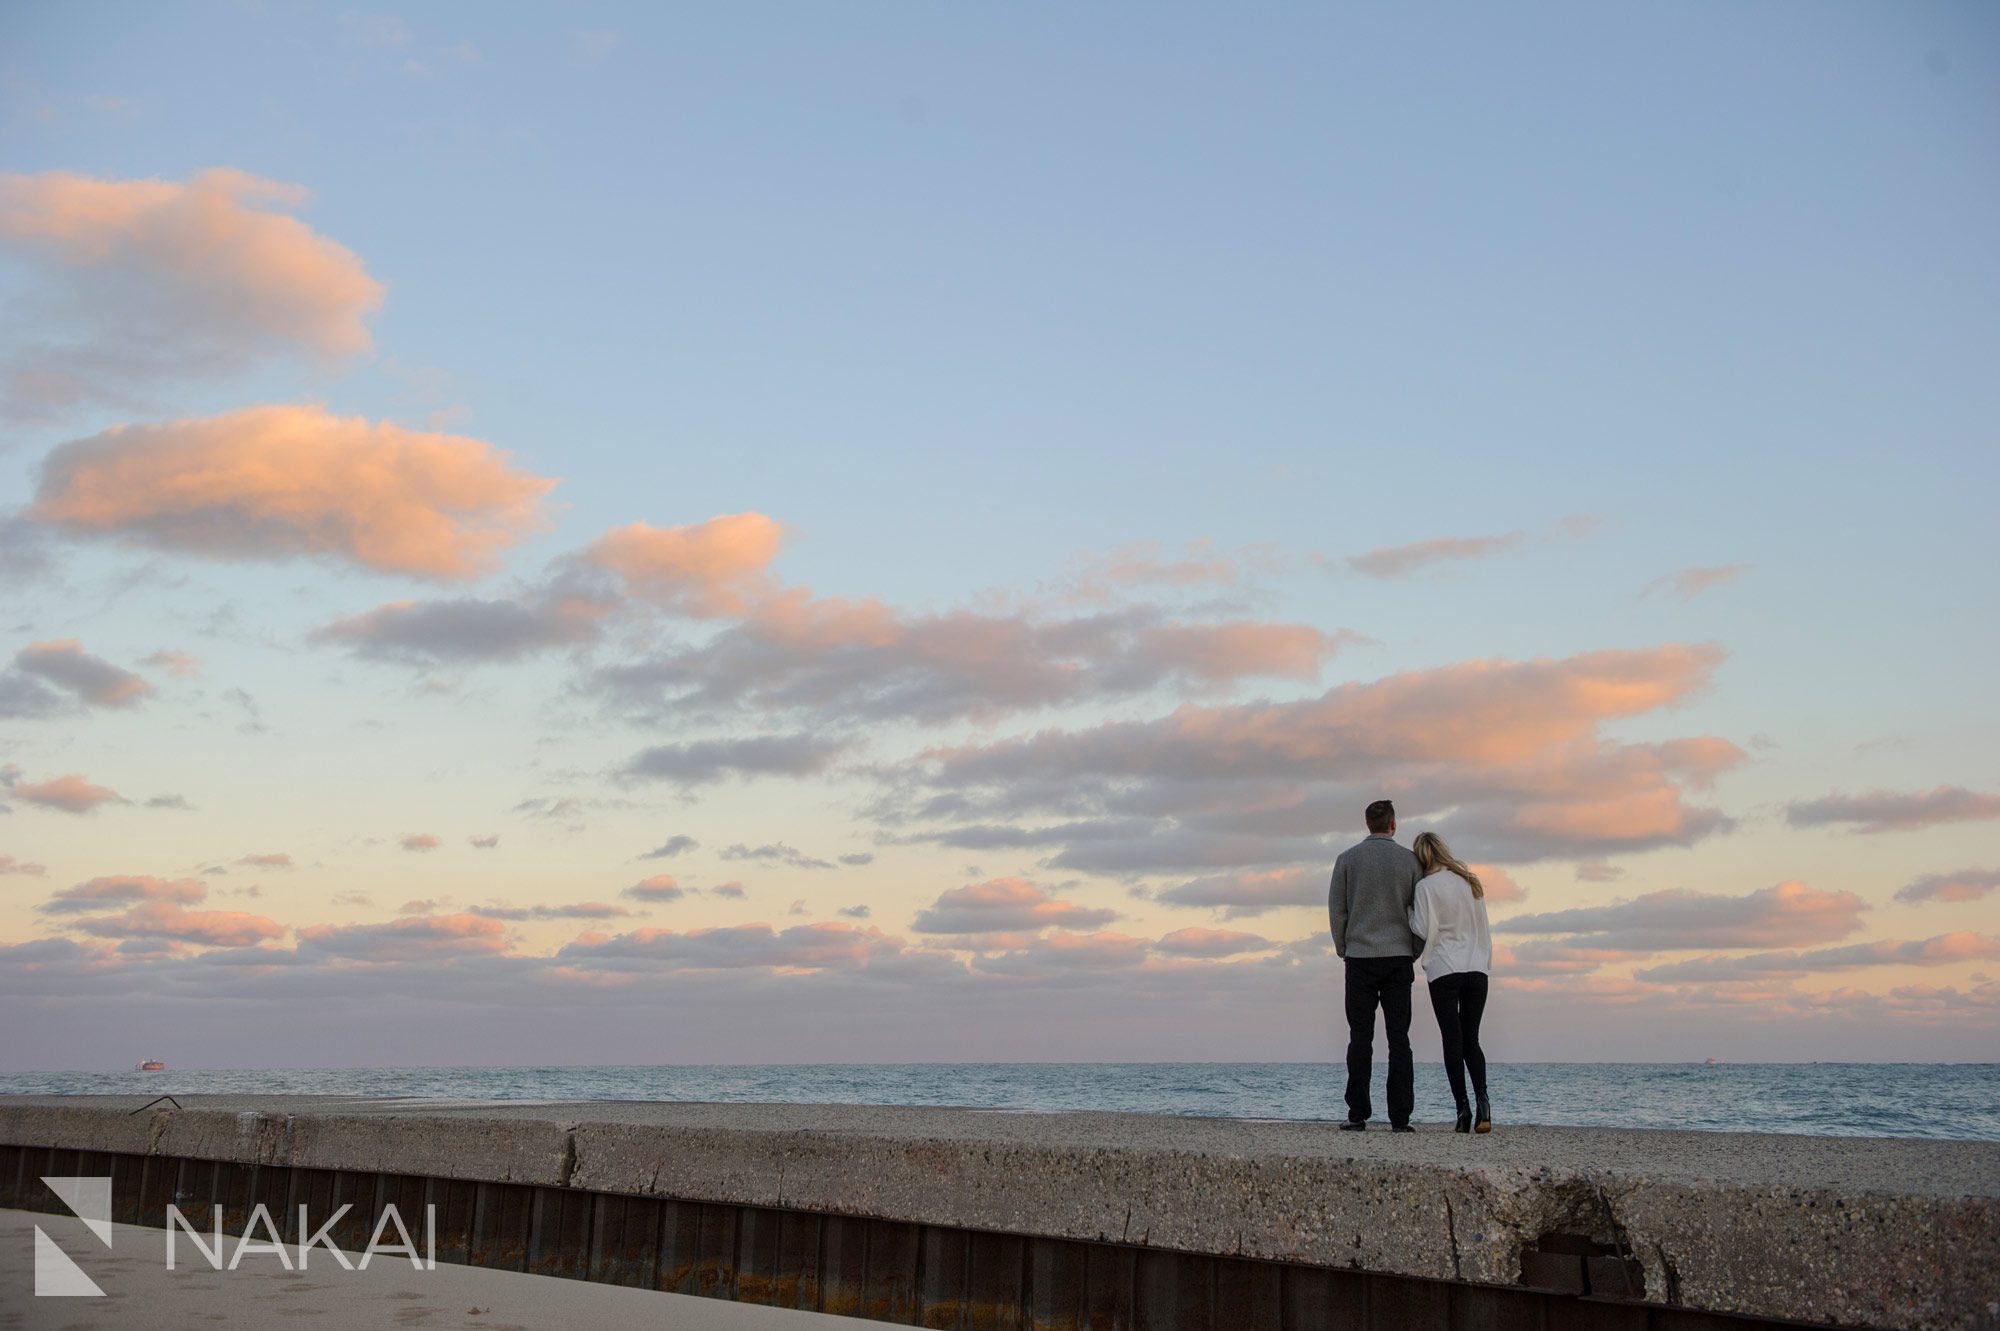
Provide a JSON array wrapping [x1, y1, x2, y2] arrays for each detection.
[[2, 1095, 1994, 1330]]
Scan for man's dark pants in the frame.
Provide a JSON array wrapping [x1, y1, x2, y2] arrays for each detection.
[[1343, 955, 1415, 1126]]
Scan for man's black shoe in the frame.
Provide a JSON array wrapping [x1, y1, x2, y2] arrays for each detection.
[[1338, 1120, 1367, 1132], [1390, 1123, 1416, 1133]]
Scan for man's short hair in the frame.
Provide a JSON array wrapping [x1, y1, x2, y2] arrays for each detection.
[[1364, 800, 1396, 833]]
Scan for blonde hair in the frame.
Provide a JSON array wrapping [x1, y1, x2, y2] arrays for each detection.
[[1412, 831, 1483, 899]]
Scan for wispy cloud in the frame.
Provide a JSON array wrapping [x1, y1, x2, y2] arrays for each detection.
[[1786, 786, 2000, 835], [592, 596, 1348, 728], [911, 878, 1118, 935], [896, 644, 1738, 870], [9, 772, 126, 814], [1498, 881, 1866, 949], [623, 733, 854, 788], [40, 875, 205, 912], [1154, 867, 1321, 918], [621, 875, 686, 903], [1896, 868, 2000, 905], [720, 842, 837, 871], [1636, 933, 1998, 982], [12, 639, 152, 707], [1343, 532, 1525, 580], [1153, 926, 1274, 958], [297, 913, 509, 962], [312, 592, 610, 664], [1642, 564, 1752, 601], [466, 901, 630, 921]]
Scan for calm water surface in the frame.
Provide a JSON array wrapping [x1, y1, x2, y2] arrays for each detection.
[[3, 1063, 1993, 1140]]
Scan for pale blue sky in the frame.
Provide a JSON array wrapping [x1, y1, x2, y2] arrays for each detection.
[[1, 2, 1997, 1066]]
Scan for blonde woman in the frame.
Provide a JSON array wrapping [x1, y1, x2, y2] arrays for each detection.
[[1409, 832, 1493, 1133]]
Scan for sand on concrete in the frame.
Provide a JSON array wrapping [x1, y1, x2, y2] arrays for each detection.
[[0, 1208, 890, 1331]]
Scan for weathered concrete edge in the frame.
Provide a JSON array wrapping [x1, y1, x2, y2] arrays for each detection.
[[3, 1102, 1994, 1331]]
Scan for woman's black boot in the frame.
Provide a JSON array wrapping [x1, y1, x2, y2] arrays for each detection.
[[1454, 1101, 1473, 1134], [1474, 1096, 1492, 1134]]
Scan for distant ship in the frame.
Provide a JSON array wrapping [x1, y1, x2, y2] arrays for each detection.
[[1704, 1057, 1721, 1066], [135, 1059, 165, 1072]]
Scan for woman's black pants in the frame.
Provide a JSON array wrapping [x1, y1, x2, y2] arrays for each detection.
[[1427, 970, 1490, 1106]]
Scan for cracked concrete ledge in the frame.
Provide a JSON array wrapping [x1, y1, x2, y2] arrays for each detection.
[[3, 1095, 1995, 1330]]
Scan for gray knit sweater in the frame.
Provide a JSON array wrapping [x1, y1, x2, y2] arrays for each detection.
[[1327, 834, 1422, 959]]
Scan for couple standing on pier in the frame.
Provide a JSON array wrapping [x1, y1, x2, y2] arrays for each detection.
[[1328, 799, 1494, 1134]]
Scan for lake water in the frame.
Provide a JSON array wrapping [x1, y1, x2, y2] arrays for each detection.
[[4, 1062, 1994, 1140]]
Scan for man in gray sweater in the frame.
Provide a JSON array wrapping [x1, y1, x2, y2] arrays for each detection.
[[1328, 799, 1422, 1131]]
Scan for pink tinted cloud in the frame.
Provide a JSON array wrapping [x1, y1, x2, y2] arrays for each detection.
[[143, 649, 201, 678], [1504, 939, 1652, 979], [74, 900, 284, 948], [593, 591, 1349, 727], [0, 856, 48, 876], [10, 773, 125, 814], [622, 875, 686, 903], [1786, 786, 2000, 835], [911, 878, 1119, 934], [1636, 932, 2000, 983], [296, 913, 510, 962], [31, 404, 554, 578], [400, 833, 440, 853], [0, 168, 383, 416], [584, 514, 785, 617], [931, 644, 1725, 778], [1154, 927, 1275, 958], [1155, 867, 1322, 918], [972, 930, 1152, 973], [1075, 540, 1248, 593], [1136, 621, 1346, 683], [1499, 880, 1867, 950], [468, 901, 631, 921], [1897, 868, 2000, 905], [909, 644, 1736, 868], [40, 875, 206, 913], [1468, 865, 1527, 904], [14, 639, 153, 706], [0, 168, 380, 354], [237, 853, 292, 869], [557, 921, 907, 972], [1345, 532, 1524, 579]]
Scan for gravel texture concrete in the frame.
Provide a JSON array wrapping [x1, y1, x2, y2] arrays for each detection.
[[3, 1095, 1995, 1331]]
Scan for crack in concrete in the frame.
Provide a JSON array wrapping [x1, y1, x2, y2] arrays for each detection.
[[144, 1108, 171, 1155], [1444, 1194, 1462, 1281], [558, 1132, 578, 1190]]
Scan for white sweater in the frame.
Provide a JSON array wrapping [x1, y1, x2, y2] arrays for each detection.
[[1409, 870, 1493, 982]]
